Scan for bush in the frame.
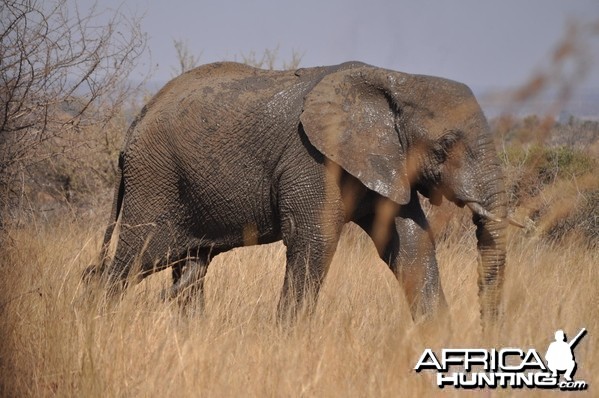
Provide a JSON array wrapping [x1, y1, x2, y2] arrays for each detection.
[[544, 186, 599, 249], [0, 0, 148, 226], [500, 144, 597, 205], [502, 145, 595, 179]]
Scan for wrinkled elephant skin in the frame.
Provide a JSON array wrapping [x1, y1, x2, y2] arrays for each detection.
[[85, 62, 508, 324]]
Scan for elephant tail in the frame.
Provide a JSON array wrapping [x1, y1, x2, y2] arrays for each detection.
[[103, 151, 126, 259], [112, 151, 126, 226], [83, 152, 125, 282]]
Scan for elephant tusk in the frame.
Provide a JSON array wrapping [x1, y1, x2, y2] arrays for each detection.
[[508, 216, 525, 228], [466, 202, 502, 223]]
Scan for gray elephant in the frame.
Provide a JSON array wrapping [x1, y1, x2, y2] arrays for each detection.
[[86, 61, 510, 323]]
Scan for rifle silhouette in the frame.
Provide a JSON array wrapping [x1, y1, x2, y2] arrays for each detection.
[[568, 328, 587, 349]]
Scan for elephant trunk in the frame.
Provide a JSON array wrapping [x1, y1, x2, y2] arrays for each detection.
[[472, 138, 508, 326]]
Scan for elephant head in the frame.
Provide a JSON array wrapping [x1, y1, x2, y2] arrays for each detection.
[[300, 65, 507, 323]]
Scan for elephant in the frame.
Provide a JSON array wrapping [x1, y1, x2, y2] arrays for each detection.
[[85, 61, 511, 324]]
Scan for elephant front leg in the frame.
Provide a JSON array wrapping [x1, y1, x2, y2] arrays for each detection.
[[277, 215, 344, 321], [356, 195, 447, 321], [277, 246, 325, 321], [392, 196, 447, 320]]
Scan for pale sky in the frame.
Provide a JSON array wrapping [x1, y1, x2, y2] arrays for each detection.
[[77, 0, 599, 92]]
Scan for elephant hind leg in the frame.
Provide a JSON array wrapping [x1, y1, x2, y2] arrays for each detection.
[[172, 263, 183, 284], [161, 249, 215, 309], [96, 216, 188, 298]]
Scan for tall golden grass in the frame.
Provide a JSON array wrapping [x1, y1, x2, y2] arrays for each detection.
[[1, 200, 597, 396]]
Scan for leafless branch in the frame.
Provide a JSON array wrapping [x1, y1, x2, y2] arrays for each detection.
[[1, 0, 148, 224]]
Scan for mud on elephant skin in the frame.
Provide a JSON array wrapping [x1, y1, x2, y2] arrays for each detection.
[[85, 61, 511, 324]]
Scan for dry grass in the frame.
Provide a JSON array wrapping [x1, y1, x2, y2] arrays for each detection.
[[0, 208, 597, 397]]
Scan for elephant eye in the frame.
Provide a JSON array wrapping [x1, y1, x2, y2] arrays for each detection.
[[432, 145, 447, 163], [433, 130, 464, 162]]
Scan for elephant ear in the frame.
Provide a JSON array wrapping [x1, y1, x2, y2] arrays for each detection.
[[300, 67, 411, 205]]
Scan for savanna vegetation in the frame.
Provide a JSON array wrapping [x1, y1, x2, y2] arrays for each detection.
[[1, 1, 597, 396]]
